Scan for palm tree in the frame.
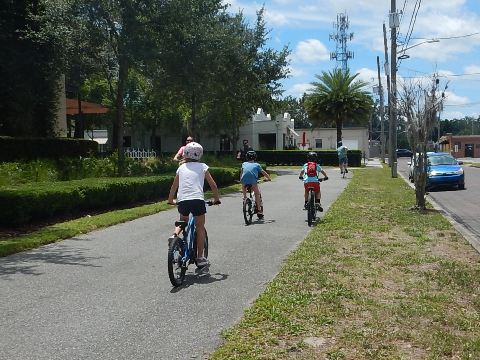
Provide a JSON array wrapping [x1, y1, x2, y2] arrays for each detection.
[[304, 69, 373, 145]]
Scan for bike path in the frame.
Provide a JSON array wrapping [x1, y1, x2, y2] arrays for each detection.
[[0, 169, 350, 360]]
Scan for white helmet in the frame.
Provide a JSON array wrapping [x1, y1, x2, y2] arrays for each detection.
[[183, 141, 203, 160]]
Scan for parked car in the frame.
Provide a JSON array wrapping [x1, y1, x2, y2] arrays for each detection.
[[409, 152, 465, 190], [396, 148, 413, 157]]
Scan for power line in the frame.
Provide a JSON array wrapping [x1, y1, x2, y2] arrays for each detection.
[[397, 0, 422, 68], [399, 71, 480, 79], [444, 101, 480, 107], [410, 32, 480, 40]]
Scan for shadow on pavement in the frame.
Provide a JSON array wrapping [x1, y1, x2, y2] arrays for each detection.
[[169, 272, 229, 293], [0, 242, 105, 279]]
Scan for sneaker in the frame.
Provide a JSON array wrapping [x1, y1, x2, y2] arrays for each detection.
[[303, 203, 308, 210], [316, 204, 323, 212], [257, 213, 264, 220], [345, 169, 348, 173], [195, 257, 210, 274], [168, 235, 178, 247]]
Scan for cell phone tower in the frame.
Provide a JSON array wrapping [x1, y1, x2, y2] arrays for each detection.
[[329, 12, 354, 71]]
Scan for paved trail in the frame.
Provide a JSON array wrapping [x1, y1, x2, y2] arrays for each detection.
[[0, 170, 349, 360]]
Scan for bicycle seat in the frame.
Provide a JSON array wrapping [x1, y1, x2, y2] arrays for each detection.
[[175, 220, 188, 229]]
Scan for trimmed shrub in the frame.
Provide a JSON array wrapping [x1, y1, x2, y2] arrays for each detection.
[[255, 150, 362, 167], [0, 137, 98, 162], [0, 167, 240, 227]]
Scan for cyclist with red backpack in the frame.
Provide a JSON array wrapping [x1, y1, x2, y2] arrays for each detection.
[[299, 152, 328, 211]]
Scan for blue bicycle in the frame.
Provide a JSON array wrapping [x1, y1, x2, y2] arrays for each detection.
[[168, 200, 219, 287]]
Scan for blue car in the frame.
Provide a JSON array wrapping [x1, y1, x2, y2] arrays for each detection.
[[426, 152, 465, 190]]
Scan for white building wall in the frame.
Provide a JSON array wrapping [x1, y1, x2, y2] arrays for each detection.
[[296, 127, 369, 157]]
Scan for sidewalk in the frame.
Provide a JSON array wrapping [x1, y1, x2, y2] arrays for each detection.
[[365, 157, 383, 168]]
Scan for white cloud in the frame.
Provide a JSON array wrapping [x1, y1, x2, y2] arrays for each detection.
[[355, 67, 379, 86], [442, 110, 466, 120], [444, 91, 470, 105], [293, 39, 330, 64], [287, 66, 306, 77], [465, 64, 480, 73], [285, 83, 312, 97]]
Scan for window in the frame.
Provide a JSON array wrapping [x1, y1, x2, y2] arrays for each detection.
[[454, 142, 461, 152], [315, 139, 322, 149], [220, 135, 231, 151]]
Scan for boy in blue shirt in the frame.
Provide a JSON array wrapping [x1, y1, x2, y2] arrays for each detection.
[[299, 152, 328, 211], [240, 150, 271, 219]]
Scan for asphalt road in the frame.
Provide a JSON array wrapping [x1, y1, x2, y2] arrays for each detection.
[[397, 157, 480, 250], [0, 169, 349, 360]]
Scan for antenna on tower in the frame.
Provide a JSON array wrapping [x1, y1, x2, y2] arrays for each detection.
[[329, 12, 354, 71]]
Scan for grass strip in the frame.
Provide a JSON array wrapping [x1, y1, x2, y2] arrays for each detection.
[[0, 183, 242, 257], [211, 166, 480, 360]]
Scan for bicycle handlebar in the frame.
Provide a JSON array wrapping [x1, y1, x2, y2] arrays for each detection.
[[299, 176, 328, 182], [168, 199, 221, 206]]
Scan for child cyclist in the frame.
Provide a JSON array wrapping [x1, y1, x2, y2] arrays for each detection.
[[299, 152, 328, 211], [167, 141, 221, 273], [240, 150, 271, 219]]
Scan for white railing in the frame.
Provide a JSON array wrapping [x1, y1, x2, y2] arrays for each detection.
[[125, 148, 157, 160]]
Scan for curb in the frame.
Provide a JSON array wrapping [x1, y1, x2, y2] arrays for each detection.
[[397, 170, 480, 254]]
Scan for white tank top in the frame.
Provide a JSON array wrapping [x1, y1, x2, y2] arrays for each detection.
[[176, 162, 208, 202]]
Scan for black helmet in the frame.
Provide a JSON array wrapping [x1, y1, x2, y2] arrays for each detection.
[[307, 152, 317, 161], [246, 150, 257, 161]]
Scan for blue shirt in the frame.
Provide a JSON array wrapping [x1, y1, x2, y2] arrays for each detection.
[[241, 162, 262, 185], [301, 163, 322, 183], [337, 146, 347, 159]]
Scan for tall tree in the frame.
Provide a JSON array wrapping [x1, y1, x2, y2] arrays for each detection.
[[269, 95, 310, 129], [73, 0, 160, 174], [0, 0, 62, 136], [304, 69, 373, 145], [201, 7, 290, 148], [399, 75, 447, 210]]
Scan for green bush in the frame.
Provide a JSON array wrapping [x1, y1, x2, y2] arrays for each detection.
[[0, 136, 98, 162], [255, 150, 362, 167], [0, 167, 240, 227]]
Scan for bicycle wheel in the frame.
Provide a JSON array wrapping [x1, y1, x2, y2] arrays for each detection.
[[307, 190, 315, 226], [168, 236, 186, 287], [243, 198, 253, 225]]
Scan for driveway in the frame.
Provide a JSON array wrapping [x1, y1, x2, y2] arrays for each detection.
[[0, 170, 349, 360]]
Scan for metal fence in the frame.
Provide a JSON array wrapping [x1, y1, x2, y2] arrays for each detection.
[[125, 148, 157, 160]]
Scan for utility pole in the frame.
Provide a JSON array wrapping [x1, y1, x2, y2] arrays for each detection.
[[383, 23, 392, 166], [376, 56, 386, 162], [390, 0, 398, 177]]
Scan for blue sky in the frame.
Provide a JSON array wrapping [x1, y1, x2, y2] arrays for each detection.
[[224, 0, 480, 120]]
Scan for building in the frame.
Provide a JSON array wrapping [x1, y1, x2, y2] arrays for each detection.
[[238, 108, 299, 150], [440, 133, 480, 158], [295, 127, 369, 156]]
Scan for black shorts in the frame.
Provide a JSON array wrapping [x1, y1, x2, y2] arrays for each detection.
[[177, 199, 206, 217]]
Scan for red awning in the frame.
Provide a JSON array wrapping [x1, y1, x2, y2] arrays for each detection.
[[66, 98, 109, 115]]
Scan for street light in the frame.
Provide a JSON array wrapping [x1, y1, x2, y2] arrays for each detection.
[[397, 39, 440, 59]]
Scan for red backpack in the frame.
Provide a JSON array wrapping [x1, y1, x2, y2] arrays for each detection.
[[306, 161, 317, 177]]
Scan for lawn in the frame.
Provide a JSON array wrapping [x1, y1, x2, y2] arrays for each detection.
[[211, 166, 480, 359]]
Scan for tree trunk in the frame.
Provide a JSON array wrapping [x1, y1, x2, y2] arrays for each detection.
[[336, 117, 343, 145], [115, 56, 128, 176], [415, 144, 428, 210], [190, 90, 197, 139], [73, 92, 84, 138]]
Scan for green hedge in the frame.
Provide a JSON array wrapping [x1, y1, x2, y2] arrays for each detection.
[[255, 150, 361, 167], [0, 166, 239, 227], [0, 137, 98, 162]]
